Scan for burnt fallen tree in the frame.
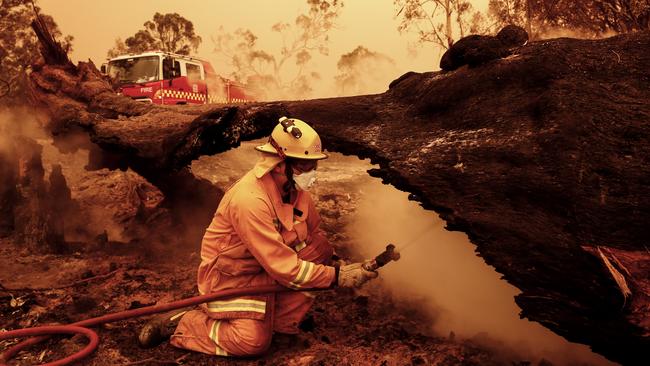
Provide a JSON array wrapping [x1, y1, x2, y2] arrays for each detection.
[[26, 18, 650, 365]]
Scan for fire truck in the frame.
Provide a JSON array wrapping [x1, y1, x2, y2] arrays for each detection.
[[101, 51, 257, 105]]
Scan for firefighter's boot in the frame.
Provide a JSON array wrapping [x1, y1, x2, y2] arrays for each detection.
[[138, 309, 189, 348]]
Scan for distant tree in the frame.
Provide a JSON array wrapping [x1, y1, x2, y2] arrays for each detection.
[[0, 0, 73, 105], [547, 0, 650, 34], [107, 12, 201, 57], [488, 0, 530, 33], [213, 0, 343, 100], [106, 37, 129, 58], [334, 46, 397, 96], [488, 0, 650, 38], [394, 0, 488, 50]]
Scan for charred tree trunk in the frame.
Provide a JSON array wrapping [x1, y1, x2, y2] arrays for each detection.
[[46, 164, 72, 252], [444, 0, 454, 48], [0, 147, 18, 237], [12, 137, 65, 252], [454, 0, 465, 39], [525, 0, 532, 37]]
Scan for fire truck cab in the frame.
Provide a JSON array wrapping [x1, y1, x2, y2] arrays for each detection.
[[105, 51, 255, 105]]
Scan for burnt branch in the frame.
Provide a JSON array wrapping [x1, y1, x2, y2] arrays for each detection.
[[30, 12, 74, 69]]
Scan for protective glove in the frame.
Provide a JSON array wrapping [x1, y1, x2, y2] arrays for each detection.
[[337, 262, 379, 288]]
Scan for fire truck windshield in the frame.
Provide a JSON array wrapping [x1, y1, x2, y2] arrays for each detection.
[[108, 56, 160, 84]]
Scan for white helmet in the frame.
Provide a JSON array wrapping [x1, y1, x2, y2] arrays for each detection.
[[255, 117, 328, 160]]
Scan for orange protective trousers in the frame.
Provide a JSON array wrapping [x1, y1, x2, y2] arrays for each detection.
[[170, 243, 332, 356]]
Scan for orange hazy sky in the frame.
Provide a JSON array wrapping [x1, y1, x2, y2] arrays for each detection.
[[39, 0, 489, 97]]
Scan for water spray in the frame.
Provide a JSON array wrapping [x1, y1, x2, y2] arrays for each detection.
[[360, 219, 444, 272]]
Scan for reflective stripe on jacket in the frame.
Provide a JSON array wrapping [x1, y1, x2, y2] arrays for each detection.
[[197, 167, 335, 320]]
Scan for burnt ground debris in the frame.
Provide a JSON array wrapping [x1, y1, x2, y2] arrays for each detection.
[[1, 22, 649, 365]]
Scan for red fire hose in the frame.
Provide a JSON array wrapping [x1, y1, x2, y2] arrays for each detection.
[[1, 245, 401, 365], [0, 284, 293, 366]]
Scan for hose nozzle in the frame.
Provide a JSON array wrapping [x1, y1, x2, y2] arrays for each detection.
[[362, 244, 401, 271]]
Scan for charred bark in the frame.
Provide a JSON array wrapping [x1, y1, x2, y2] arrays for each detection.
[[28, 26, 650, 364], [11, 136, 65, 252], [440, 25, 529, 71], [45, 164, 71, 252], [30, 15, 75, 70], [0, 147, 18, 237]]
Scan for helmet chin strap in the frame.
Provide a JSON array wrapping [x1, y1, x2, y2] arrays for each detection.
[[282, 161, 297, 202], [269, 136, 287, 159]]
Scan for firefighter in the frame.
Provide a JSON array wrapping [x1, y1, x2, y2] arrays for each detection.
[[139, 117, 378, 356]]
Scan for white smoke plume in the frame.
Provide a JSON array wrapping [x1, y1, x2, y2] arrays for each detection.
[[348, 176, 616, 366]]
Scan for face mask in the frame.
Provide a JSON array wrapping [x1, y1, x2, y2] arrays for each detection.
[[293, 170, 317, 190]]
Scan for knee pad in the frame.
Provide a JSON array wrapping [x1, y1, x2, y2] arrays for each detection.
[[229, 318, 272, 356]]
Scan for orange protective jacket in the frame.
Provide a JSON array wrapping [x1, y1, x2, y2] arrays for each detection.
[[196, 164, 336, 321]]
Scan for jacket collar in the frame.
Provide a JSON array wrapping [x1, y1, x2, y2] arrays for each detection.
[[253, 154, 284, 178]]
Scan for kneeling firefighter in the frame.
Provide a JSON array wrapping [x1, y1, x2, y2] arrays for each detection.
[[139, 117, 379, 356]]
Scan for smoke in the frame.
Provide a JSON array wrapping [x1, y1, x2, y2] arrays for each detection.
[[205, 76, 228, 104], [0, 107, 48, 151], [334, 46, 399, 97], [348, 176, 616, 366], [0, 107, 173, 249], [1, 107, 60, 247], [244, 72, 321, 102]]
